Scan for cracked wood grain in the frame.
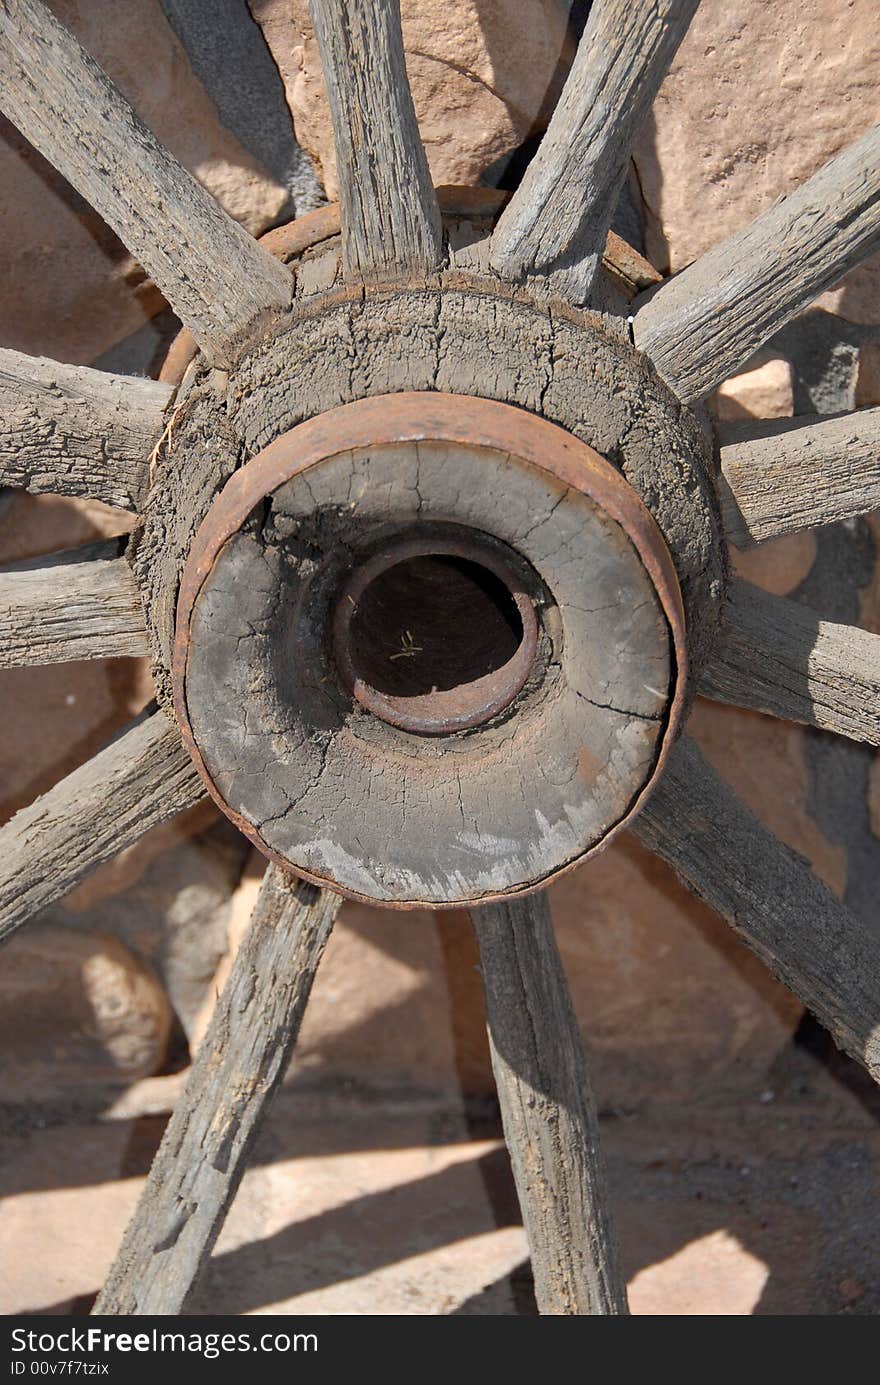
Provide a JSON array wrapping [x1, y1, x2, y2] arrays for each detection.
[[95, 866, 341, 1315], [490, 0, 698, 303], [0, 348, 168, 512], [309, 0, 442, 278], [0, 0, 293, 365], [634, 124, 880, 402], [471, 892, 628, 1314], [0, 539, 148, 667], [718, 407, 880, 547], [699, 578, 880, 747], [634, 735, 880, 1081], [0, 708, 205, 945]]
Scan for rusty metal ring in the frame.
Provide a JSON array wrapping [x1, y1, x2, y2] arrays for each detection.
[[332, 529, 540, 735]]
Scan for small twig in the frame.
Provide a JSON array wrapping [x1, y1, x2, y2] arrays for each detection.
[[148, 396, 188, 486], [389, 628, 422, 660]]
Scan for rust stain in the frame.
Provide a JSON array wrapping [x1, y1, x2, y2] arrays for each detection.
[[576, 746, 602, 784]]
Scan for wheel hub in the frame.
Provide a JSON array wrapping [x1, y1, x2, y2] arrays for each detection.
[[171, 392, 692, 907], [134, 201, 726, 908]]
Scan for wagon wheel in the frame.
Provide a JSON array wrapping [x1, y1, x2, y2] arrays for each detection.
[[1, 0, 879, 1317]]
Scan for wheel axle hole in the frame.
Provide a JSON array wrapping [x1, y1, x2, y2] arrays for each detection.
[[333, 534, 539, 734], [348, 554, 523, 697]]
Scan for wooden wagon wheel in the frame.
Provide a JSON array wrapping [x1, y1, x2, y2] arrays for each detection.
[[1, 0, 880, 1316]]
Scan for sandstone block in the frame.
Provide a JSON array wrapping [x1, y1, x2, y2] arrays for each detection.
[[855, 344, 880, 408], [0, 0, 287, 365], [730, 532, 818, 597], [253, 0, 573, 198], [713, 357, 794, 423], [60, 816, 246, 1042], [632, 0, 880, 329], [0, 927, 171, 1099]]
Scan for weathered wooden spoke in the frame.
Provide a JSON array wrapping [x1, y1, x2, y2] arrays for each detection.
[[3, 0, 877, 1322], [0, 347, 168, 512], [634, 124, 880, 401], [699, 578, 880, 747], [719, 407, 880, 548], [470, 893, 629, 1315], [95, 866, 340, 1316], [634, 737, 880, 1081], [310, 0, 442, 278], [0, 709, 205, 946], [0, 539, 148, 668], [490, 0, 698, 301], [0, 0, 293, 365]]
